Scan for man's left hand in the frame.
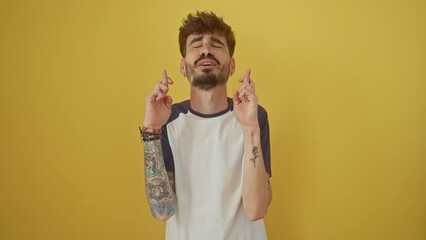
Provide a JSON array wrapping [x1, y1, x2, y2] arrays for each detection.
[[233, 69, 259, 129]]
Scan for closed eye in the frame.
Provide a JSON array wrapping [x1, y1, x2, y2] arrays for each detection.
[[189, 36, 203, 48], [210, 36, 225, 48]]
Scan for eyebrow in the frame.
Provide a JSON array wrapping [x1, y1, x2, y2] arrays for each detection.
[[188, 35, 226, 47], [209, 36, 225, 46], [189, 36, 203, 46]]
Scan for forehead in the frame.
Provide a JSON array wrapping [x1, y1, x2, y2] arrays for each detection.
[[186, 33, 227, 45]]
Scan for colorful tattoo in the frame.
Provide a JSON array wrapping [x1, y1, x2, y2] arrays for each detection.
[[168, 171, 176, 193], [144, 140, 176, 218], [149, 200, 175, 216]]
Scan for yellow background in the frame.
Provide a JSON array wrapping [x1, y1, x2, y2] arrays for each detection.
[[1, 0, 425, 239]]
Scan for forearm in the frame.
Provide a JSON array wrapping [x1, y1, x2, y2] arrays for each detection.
[[241, 126, 272, 221], [144, 139, 176, 221]]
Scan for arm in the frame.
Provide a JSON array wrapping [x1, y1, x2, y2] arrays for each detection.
[[241, 126, 272, 221], [144, 139, 176, 221], [142, 70, 176, 221], [233, 69, 272, 221]]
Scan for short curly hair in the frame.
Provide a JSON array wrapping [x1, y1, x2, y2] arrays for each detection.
[[178, 11, 236, 57]]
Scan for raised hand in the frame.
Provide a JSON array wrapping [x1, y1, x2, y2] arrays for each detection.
[[143, 69, 174, 129], [232, 69, 259, 129]]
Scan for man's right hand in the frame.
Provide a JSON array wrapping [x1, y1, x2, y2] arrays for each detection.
[[143, 69, 174, 129]]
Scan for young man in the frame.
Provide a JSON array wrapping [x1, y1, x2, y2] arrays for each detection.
[[141, 11, 272, 240]]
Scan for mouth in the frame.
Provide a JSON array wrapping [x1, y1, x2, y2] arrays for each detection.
[[194, 56, 220, 68], [198, 63, 217, 68]]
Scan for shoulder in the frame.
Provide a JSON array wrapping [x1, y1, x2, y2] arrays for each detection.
[[257, 104, 269, 122], [171, 99, 190, 113], [258, 104, 268, 115], [166, 100, 190, 125]]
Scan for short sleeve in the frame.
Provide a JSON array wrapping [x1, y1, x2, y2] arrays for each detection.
[[161, 125, 175, 173], [258, 106, 272, 177]]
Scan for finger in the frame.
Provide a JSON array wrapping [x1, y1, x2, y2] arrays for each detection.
[[158, 83, 169, 93], [147, 86, 164, 102], [151, 84, 165, 101], [155, 91, 165, 101], [154, 69, 172, 100], [153, 83, 162, 94], [146, 94, 157, 103], [238, 88, 255, 100], [238, 84, 246, 93], [162, 69, 169, 85], [239, 68, 251, 83], [164, 95, 173, 108], [167, 76, 174, 85], [242, 87, 254, 95], [232, 90, 241, 104], [238, 88, 248, 101], [245, 69, 252, 84], [245, 68, 251, 80], [238, 81, 255, 94], [248, 80, 255, 93]]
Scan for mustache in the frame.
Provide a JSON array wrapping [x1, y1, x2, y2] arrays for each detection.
[[194, 53, 221, 66]]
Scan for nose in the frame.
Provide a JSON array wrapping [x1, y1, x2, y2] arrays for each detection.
[[201, 43, 211, 55]]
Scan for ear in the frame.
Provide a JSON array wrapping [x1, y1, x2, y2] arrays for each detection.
[[230, 58, 236, 76], [180, 59, 187, 77]]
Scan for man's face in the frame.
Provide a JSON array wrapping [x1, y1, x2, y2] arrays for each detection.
[[181, 33, 235, 90]]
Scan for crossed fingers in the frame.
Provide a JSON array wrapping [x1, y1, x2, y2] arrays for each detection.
[[150, 69, 173, 101], [236, 68, 256, 102]]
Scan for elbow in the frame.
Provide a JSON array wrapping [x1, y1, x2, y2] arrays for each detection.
[[243, 192, 272, 221], [153, 211, 175, 221], [244, 205, 268, 222], [149, 202, 176, 221]]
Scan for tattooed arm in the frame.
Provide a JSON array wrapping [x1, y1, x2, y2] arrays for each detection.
[[233, 69, 272, 221], [143, 69, 175, 221], [144, 139, 176, 221], [241, 127, 272, 221]]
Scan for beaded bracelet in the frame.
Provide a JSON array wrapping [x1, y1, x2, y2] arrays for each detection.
[[139, 126, 162, 142], [141, 133, 161, 142]]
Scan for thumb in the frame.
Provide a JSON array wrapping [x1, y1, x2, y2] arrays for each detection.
[[232, 90, 240, 104], [164, 95, 173, 108]]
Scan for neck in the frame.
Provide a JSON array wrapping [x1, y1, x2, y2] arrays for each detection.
[[190, 84, 228, 115]]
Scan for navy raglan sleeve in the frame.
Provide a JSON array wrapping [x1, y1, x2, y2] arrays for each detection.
[[258, 106, 272, 177], [161, 126, 175, 174], [160, 103, 186, 174]]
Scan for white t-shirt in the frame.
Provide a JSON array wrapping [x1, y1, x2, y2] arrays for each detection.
[[161, 98, 271, 240]]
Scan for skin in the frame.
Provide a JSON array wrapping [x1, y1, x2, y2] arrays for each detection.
[[143, 70, 176, 221], [143, 32, 272, 221]]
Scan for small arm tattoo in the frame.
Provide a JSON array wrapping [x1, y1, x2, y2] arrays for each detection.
[[250, 146, 259, 167]]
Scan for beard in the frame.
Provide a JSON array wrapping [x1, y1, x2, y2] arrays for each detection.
[[190, 68, 229, 90], [185, 54, 230, 91]]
